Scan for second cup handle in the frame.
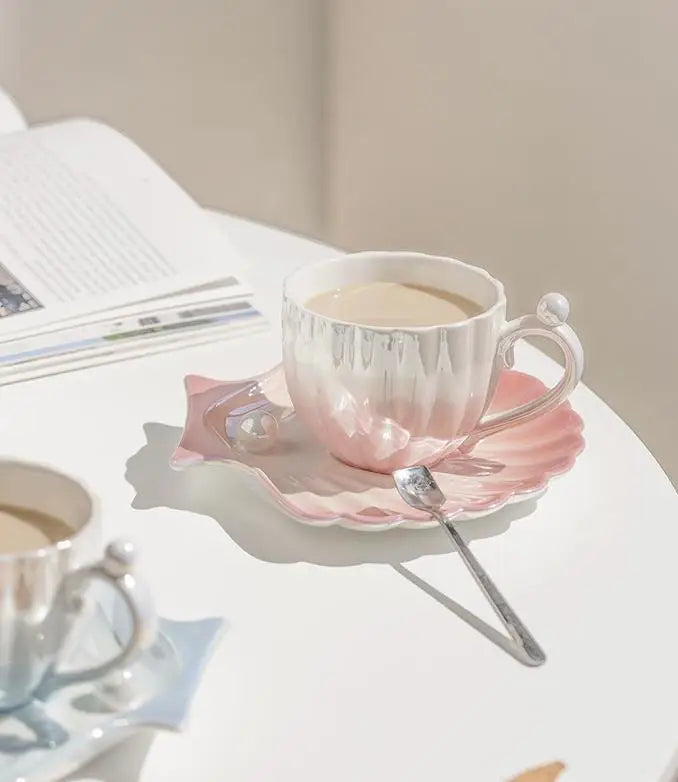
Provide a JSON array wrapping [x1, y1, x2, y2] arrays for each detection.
[[37, 540, 157, 697], [460, 293, 584, 452]]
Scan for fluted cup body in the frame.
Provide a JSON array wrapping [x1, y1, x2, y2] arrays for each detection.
[[282, 252, 507, 473]]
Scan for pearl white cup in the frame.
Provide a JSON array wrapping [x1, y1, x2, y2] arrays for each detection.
[[282, 252, 584, 473], [0, 460, 156, 710]]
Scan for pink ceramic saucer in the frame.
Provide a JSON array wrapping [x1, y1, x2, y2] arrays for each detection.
[[171, 366, 584, 531]]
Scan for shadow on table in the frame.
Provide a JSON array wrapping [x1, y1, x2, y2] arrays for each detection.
[[126, 422, 538, 665], [126, 422, 537, 568]]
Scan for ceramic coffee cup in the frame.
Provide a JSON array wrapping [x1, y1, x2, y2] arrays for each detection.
[[282, 252, 584, 473], [0, 460, 156, 710]]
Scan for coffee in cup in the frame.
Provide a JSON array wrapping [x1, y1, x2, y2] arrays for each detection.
[[0, 504, 74, 555], [305, 282, 484, 327]]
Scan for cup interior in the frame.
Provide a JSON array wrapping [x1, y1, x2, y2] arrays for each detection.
[[284, 251, 504, 327], [0, 461, 93, 555]]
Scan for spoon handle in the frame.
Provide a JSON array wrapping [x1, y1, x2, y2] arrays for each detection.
[[436, 512, 546, 666]]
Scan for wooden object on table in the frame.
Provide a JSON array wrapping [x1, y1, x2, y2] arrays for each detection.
[[509, 762, 566, 782]]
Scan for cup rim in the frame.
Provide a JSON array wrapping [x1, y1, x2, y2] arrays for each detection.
[[283, 251, 506, 331], [0, 459, 98, 563]]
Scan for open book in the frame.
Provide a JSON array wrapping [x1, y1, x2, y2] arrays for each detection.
[[0, 101, 265, 383]]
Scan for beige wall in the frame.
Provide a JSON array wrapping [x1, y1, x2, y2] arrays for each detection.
[[327, 0, 678, 482], [0, 0, 325, 236]]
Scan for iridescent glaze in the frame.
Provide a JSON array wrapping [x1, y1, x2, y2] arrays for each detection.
[[0, 463, 155, 711], [281, 253, 583, 472], [172, 365, 585, 531]]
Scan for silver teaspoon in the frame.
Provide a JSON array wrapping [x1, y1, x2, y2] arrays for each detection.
[[393, 466, 546, 667]]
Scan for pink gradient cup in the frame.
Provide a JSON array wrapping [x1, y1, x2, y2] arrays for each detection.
[[282, 252, 583, 473]]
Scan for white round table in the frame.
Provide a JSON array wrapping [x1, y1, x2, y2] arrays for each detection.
[[4, 213, 676, 782]]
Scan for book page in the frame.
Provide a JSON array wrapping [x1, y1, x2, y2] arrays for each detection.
[[0, 317, 267, 385], [0, 119, 248, 335], [0, 299, 265, 375]]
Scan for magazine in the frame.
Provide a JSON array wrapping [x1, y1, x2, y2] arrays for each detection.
[[0, 105, 266, 383]]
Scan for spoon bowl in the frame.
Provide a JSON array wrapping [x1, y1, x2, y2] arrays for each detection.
[[393, 465, 546, 667]]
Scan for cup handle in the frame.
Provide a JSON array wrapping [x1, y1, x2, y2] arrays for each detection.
[[37, 540, 157, 697], [460, 293, 584, 452]]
